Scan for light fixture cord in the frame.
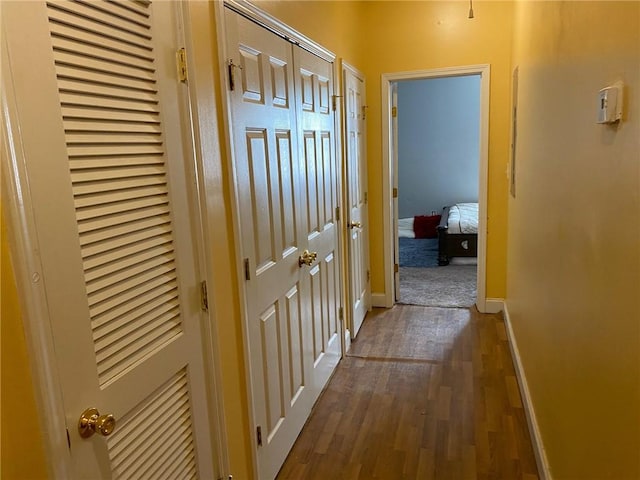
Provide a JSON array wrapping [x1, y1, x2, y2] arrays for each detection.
[[468, 0, 474, 18]]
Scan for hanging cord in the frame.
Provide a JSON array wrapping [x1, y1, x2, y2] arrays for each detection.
[[468, 0, 474, 18]]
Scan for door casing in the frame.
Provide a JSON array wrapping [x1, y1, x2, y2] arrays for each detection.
[[380, 65, 492, 312]]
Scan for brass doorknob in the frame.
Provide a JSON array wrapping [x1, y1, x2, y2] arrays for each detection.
[[349, 221, 362, 229], [78, 407, 116, 438], [298, 250, 318, 267]]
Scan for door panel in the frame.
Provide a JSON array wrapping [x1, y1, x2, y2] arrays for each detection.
[[344, 66, 370, 337], [295, 47, 342, 394], [2, 1, 216, 478]]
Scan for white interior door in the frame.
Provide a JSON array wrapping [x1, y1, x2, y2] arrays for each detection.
[[224, 10, 313, 480], [2, 1, 217, 478], [343, 64, 370, 338], [293, 46, 342, 395], [224, 8, 342, 479]]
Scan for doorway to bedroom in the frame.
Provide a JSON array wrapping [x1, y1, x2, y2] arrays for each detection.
[[392, 72, 482, 308]]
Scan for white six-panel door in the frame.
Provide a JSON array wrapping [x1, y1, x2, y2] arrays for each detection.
[[224, 10, 313, 480], [344, 64, 370, 338], [224, 8, 342, 479], [293, 46, 342, 396], [2, 1, 217, 478]]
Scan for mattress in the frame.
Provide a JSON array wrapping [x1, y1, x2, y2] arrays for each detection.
[[446, 203, 478, 234]]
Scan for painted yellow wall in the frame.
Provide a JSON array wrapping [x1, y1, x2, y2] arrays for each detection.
[[257, 1, 363, 66], [1, 207, 49, 479], [506, 2, 640, 478], [186, 3, 253, 478]]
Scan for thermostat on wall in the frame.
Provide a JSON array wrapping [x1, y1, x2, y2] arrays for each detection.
[[597, 81, 624, 124]]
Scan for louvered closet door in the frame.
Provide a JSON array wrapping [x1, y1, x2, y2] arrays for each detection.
[[2, 2, 215, 478], [224, 9, 314, 480]]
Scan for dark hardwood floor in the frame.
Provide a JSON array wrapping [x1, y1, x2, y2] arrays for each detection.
[[276, 305, 539, 480]]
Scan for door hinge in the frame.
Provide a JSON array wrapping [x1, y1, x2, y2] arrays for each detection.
[[335, 206, 340, 221], [364, 192, 368, 204], [394, 263, 399, 273], [339, 306, 344, 321], [392, 106, 397, 118], [244, 258, 251, 281], [362, 105, 368, 120], [367, 270, 370, 282], [393, 187, 398, 198], [256, 425, 263, 446], [66, 428, 71, 450], [200, 281, 209, 312], [176, 48, 188, 83], [332, 95, 342, 112], [228, 59, 242, 91]]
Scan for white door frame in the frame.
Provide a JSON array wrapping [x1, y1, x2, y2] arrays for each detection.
[[380, 64, 491, 312], [1, 2, 230, 477]]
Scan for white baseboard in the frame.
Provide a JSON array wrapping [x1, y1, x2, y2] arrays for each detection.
[[484, 298, 504, 313], [344, 328, 351, 353], [503, 303, 552, 480], [371, 292, 388, 308]]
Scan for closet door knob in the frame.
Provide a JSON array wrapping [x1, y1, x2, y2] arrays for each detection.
[[78, 407, 116, 438], [298, 250, 317, 267], [349, 221, 362, 229]]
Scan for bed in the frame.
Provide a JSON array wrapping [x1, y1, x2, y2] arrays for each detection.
[[437, 202, 478, 266]]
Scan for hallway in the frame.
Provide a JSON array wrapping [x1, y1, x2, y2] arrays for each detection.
[[277, 305, 539, 479]]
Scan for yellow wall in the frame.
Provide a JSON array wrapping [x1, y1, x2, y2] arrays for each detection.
[[506, 2, 640, 478], [187, 3, 252, 477], [1, 207, 49, 479], [258, 1, 363, 66], [262, 1, 516, 298]]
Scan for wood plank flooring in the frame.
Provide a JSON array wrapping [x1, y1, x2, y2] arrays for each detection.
[[276, 305, 539, 480]]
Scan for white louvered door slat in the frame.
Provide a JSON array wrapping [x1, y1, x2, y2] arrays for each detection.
[[47, 2, 153, 49], [2, 1, 216, 478]]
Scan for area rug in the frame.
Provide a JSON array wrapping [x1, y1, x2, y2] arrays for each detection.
[[398, 237, 438, 268], [398, 265, 476, 308]]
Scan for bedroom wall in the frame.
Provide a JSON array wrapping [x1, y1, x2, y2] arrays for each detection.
[[397, 75, 480, 218], [506, 2, 640, 478]]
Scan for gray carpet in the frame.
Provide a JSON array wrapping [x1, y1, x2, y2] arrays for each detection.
[[398, 265, 477, 308]]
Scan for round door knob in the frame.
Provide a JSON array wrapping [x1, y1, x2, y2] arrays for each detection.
[[349, 221, 362, 229], [78, 407, 117, 438]]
